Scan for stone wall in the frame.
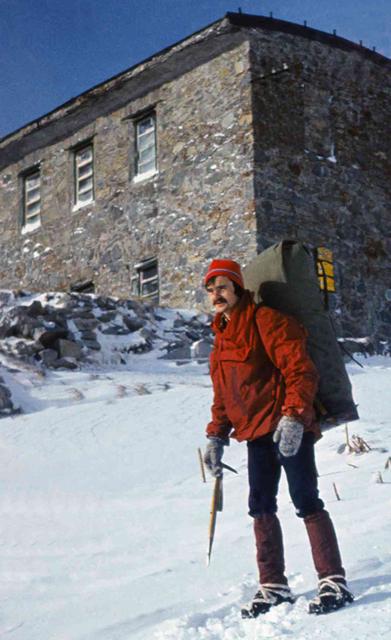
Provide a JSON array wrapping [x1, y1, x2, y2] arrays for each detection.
[[0, 33, 255, 310], [0, 14, 390, 339], [249, 29, 391, 339]]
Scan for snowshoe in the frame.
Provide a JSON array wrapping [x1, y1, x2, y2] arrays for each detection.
[[241, 583, 296, 619], [308, 575, 354, 615]]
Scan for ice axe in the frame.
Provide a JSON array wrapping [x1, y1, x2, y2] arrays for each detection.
[[206, 463, 237, 566]]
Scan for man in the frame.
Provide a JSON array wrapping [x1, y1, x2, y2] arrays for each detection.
[[203, 258, 353, 617]]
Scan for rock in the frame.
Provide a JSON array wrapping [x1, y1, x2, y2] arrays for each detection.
[[139, 327, 155, 340], [173, 317, 186, 328], [13, 341, 42, 358], [191, 339, 213, 359], [123, 315, 144, 332], [126, 300, 145, 315], [83, 340, 101, 351], [44, 310, 68, 329], [74, 318, 99, 331], [0, 320, 12, 339], [97, 311, 117, 323], [79, 330, 96, 341], [56, 339, 83, 360], [40, 349, 59, 366], [27, 300, 46, 317], [6, 307, 40, 339], [0, 385, 14, 412], [52, 357, 78, 370], [100, 325, 130, 335], [160, 345, 192, 360], [185, 329, 201, 341], [0, 384, 11, 398], [96, 296, 117, 310], [70, 293, 94, 307], [21, 318, 41, 339], [34, 327, 68, 348], [72, 310, 96, 319], [126, 341, 152, 354]]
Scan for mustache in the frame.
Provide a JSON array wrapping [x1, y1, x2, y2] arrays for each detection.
[[213, 298, 227, 306]]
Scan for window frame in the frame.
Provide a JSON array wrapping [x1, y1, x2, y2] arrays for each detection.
[[21, 166, 42, 231], [131, 257, 159, 302], [134, 112, 157, 179], [73, 141, 95, 209]]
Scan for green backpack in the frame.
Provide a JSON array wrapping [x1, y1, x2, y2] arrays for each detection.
[[242, 240, 359, 427]]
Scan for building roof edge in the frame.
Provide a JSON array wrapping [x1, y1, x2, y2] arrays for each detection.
[[1, 11, 389, 148], [227, 12, 390, 65]]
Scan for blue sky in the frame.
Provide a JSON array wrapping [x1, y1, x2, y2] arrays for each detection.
[[1, 0, 390, 139]]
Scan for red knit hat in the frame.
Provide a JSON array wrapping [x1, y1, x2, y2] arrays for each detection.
[[204, 259, 244, 288]]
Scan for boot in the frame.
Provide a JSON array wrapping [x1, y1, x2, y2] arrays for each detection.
[[308, 575, 354, 614], [305, 510, 354, 614], [241, 584, 295, 618]]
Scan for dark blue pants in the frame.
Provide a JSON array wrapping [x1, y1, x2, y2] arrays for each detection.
[[247, 432, 324, 518]]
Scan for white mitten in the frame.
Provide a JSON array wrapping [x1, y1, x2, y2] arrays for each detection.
[[273, 416, 304, 457]]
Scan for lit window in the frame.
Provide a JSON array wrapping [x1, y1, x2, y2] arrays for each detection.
[[74, 143, 94, 206], [315, 247, 336, 292], [23, 169, 41, 228], [135, 115, 157, 176], [131, 258, 159, 301]]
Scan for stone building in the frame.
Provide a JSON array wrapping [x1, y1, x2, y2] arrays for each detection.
[[0, 12, 390, 339]]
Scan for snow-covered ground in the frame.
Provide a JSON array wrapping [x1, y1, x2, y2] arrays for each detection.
[[0, 348, 390, 639]]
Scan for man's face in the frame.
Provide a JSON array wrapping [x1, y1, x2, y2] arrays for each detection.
[[206, 275, 239, 318]]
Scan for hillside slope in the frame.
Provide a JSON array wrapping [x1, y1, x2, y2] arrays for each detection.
[[0, 353, 390, 639]]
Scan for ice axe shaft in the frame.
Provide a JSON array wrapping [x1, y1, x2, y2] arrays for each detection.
[[206, 476, 223, 566]]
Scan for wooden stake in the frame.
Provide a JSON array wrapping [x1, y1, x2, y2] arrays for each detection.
[[345, 424, 351, 451], [333, 482, 341, 501], [360, 437, 372, 451], [198, 448, 206, 483], [376, 471, 384, 484], [385, 457, 391, 470], [351, 434, 371, 453]]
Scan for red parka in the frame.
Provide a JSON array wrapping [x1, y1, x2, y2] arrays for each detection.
[[206, 291, 320, 442]]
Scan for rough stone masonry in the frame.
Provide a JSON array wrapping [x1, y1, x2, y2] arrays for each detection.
[[0, 13, 390, 340]]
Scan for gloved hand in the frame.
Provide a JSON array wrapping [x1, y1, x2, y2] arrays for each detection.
[[203, 436, 228, 478], [273, 415, 304, 457]]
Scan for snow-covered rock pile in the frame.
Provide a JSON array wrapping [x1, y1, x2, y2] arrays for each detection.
[[0, 290, 213, 367], [0, 373, 14, 416], [0, 289, 214, 414]]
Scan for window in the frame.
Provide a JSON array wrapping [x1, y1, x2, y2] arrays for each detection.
[[315, 247, 336, 293], [131, 258, 159, 301], [315, 247, 336, 310], [23, 169, 41, 229], [74, 143, 94, 207], [135, 114, 157, 177]]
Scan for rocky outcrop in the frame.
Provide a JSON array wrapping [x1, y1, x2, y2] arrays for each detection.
[[0, 289, 214, 416], [0, 289, 213, 367]]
